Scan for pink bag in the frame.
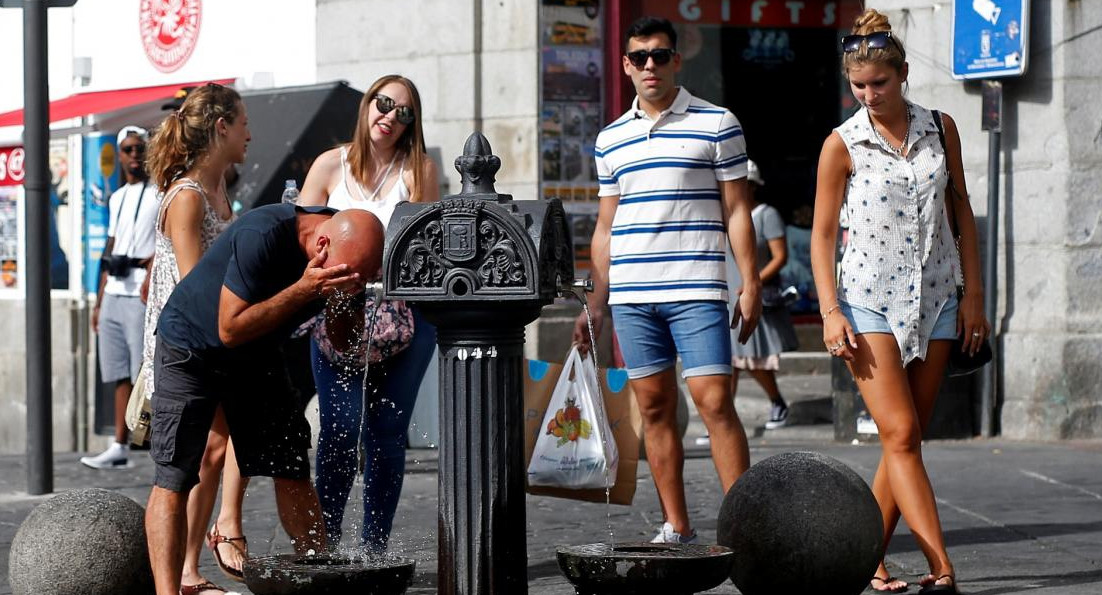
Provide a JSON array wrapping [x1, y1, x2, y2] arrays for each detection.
[[311, 297, 415, 367]]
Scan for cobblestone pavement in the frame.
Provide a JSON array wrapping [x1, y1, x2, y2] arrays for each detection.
[[3, 374, 1100, 594]]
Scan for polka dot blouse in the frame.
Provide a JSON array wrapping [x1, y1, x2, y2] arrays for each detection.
[[835, 102, 961, 365]]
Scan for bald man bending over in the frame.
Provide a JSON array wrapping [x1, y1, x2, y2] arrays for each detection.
[[145, 204, 384, 595]]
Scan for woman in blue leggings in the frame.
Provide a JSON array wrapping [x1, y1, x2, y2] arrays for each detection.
[[311, 307, 436, 550]]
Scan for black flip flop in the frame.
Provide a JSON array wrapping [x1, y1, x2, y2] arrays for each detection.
[[870, 575, 908, 593], [919, 574, 959, 594]]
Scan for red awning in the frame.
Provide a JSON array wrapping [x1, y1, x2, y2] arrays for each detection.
[[0, 79, 235, 128]]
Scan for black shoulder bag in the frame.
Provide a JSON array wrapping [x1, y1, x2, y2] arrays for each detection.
[[932, 110, 993, 377]]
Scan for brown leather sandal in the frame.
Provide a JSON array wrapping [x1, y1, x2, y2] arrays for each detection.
[[206, 524, 248, 583], [179, 580, 227, 595]]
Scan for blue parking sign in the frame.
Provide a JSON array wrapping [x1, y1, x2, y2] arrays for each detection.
[[952, 0, 1029, 80]]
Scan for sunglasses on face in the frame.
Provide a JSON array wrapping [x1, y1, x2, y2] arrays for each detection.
[[374, 94, 416, 125], [841, 31, 904, 57], [120, 144, 145, 156], [626, 48, 676, 68]]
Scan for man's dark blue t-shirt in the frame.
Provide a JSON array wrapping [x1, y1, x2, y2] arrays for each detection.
[[157, 203, 333, 363]]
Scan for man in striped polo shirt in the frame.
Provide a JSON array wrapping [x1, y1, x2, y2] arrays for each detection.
[[573, 16, 762, 544]]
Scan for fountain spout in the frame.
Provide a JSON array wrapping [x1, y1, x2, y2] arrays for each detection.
[[364, 281, 384, 301]]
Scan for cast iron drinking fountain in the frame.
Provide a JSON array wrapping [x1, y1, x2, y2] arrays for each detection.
[[244, 132, 734, 595]]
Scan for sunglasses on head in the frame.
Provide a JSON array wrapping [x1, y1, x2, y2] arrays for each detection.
[[841, 31, 904, 57], [626, 47, 676, 68], [120, 144, 145, 156], [374, 94, 416, 125]]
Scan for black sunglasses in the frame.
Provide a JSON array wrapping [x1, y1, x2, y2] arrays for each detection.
[[120, 144, 145, 156], [626, 48, 676, 68], [374, 94, 416, 125], [841, 31, 904, 58]]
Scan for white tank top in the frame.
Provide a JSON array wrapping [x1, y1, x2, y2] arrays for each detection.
[[325, 146, 409, 229]]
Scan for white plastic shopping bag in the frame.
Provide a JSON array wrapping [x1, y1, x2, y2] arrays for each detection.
[[527, 345, 619, 489]]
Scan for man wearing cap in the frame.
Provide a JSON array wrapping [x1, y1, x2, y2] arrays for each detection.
[[81, 126, 160, 469]]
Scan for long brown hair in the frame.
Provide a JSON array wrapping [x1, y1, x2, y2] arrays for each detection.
[[346, 75, 429, 202], [146, 83, 242, 193], [842, 9, 906, 75]]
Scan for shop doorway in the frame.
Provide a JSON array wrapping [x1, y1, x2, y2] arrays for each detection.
[[678, 25, 845, 224]]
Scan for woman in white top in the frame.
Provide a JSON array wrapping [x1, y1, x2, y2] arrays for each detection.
[[299, 74, 439, 551], [810, 10, 988, 595]]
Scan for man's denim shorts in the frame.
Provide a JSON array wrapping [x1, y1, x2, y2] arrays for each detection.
[[839, 293, 958, 340], [610, 300, 732, 380]]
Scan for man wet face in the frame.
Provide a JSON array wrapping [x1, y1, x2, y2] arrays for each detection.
[[118, 134, 147, 180]]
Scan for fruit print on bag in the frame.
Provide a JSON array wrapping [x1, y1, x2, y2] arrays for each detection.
[[545, 396, 592, 446]]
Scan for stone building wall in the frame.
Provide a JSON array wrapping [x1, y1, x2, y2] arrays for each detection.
[[315, 0, 539, 199], [0, 299, 86, 453]]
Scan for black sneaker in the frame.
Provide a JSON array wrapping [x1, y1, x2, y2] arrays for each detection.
[[764, 403, 789, 430]]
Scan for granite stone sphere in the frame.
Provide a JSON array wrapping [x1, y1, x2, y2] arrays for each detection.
[[717, 452, 883, 595], [8, 488, 154, 595]]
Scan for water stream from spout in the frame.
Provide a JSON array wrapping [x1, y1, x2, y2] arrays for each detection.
[[357, 291, 383, 478]]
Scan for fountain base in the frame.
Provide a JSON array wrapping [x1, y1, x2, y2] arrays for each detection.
[[556, 543, 734, 595], [243, 553, 415, 595]]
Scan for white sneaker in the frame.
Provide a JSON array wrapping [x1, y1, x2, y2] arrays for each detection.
[[650, 521, 698, 544], [693, 435, 711, 447], [79, 442, 129, 469]]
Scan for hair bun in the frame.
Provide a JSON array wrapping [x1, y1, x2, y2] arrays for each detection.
[[853, 8, 892, 35]]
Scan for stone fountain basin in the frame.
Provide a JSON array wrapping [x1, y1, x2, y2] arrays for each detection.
[[556, 543, 734, 595], [243, 553, 415, 595]]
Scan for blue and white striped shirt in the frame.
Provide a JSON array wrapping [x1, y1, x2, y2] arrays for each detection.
[[595, 88, 748, 305]]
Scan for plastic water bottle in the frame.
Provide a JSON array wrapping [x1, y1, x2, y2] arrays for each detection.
[[281, 179, 299, 204]]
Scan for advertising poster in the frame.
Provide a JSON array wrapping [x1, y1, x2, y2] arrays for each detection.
[[539, 0, 602, 269], [0, 146, 24, 289], [83, 134, 118, 294], [0, 188, 17, 289]]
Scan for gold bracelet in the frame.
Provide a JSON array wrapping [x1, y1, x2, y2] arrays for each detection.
[[821, 304, 840, 320]]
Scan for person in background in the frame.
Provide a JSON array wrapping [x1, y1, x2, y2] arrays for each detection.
[[144, 83, 248, 595], [728, 160, 799, 430], [81, 125, 159, 470], [572, 16, 761, 545], [697, 159, 798, 448], [811, 9, 988, 594], [298, 74, 439, 551]]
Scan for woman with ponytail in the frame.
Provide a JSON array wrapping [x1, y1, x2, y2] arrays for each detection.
[[143, 82, 252, 595], [298, 74, 439, 552], [810, 9, 985, 594]]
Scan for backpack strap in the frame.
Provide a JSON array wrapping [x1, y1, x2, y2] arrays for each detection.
[[932, 110, 961, 239]]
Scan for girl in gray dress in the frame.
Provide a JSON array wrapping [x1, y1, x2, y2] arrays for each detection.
[[727, 161, 798, 429]]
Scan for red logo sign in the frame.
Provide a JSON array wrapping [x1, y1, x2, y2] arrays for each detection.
[[139, 0, 202, 73], [0, 147, 25, 187]]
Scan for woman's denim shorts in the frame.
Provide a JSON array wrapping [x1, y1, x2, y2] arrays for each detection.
[[839, 293, 958, 340]]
